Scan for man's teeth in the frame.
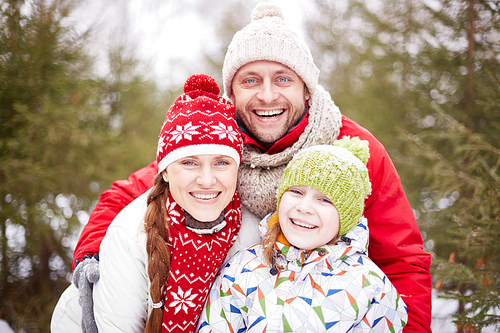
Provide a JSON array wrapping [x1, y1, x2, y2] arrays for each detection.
[[255, 109, 284, 117], [192, 193, 219, 199], [291, 219, 315, 229]]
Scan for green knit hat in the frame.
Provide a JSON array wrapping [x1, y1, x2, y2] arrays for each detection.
[[277, 137, 371, 236]]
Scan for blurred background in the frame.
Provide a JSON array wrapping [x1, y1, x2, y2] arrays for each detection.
[[0, 0, 499, 332]]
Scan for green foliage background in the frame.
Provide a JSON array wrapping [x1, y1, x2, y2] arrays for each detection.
[[0, 0, 499, 332], [0, 0, 170, 331], [301, 0, 500, 331]]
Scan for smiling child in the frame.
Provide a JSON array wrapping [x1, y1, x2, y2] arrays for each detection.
[[196, 137, 408, 333]]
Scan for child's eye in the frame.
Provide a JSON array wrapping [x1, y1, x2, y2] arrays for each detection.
[[319, 197, 333, 204], [288, 188, 303, 195]]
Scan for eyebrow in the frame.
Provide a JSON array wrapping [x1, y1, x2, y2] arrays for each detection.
[[236, 69, 293, 78]]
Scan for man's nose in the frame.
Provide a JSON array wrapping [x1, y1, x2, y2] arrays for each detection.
[[256, 80, 278, 103]]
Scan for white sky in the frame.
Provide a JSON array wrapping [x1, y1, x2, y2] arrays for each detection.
[[71, 0, 306, 89]]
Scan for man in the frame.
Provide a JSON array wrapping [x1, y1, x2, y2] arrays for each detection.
[[69, 3, 432, 332]]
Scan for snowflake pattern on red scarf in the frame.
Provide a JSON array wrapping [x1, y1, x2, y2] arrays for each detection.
[[161, 192, 241, 333]]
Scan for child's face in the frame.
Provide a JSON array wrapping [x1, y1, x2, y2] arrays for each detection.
[[278, 185, 340, 250]]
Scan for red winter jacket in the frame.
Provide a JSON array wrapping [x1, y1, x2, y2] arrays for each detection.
[[72, 115, 432, 333]]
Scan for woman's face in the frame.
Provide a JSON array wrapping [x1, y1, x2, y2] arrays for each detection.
[[163, 154, 238, 222]]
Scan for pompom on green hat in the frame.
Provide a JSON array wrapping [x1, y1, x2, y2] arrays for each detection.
[[277, 136, 371, 236]]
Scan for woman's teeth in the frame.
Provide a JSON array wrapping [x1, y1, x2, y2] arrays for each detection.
[[191, 193, 219, 200]]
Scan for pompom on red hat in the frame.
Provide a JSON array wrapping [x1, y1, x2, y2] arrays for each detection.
[[156, 74, 243, 173]]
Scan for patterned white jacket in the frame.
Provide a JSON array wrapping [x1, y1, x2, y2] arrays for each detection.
[[196, 216, 407, 333]]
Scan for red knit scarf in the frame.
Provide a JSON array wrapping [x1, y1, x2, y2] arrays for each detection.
[[161, 192, 241, 333]]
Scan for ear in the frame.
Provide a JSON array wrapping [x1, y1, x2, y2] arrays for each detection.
[[162, 170, 169, 183], [304, 86, 311, 101], [227, 90, 235, 104]]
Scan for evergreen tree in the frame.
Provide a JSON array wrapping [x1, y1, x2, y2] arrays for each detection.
[[0, 0, 167, 331], [304, 0, 500, 331]]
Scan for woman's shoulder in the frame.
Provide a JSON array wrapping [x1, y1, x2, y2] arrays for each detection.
[[107, 189, 151, 238]]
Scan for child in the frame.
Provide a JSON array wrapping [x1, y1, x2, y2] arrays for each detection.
[[196, 137, 408, 333]]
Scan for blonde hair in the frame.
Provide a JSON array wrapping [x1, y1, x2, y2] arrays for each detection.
[[261, 218, 281, 269], [144, 173, 171, 333]]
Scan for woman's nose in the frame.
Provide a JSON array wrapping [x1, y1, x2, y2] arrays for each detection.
[[196, 166, 217, 187]]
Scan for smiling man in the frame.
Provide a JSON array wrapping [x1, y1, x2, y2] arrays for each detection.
[[230, 61, 310, 148], [59, 2, 431, 333]]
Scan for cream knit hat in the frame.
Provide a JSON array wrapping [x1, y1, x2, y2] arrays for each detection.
[[223, 2, 319, 96], [276, 137, 371, 236]]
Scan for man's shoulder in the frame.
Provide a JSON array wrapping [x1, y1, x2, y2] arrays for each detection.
[[338, 115, 386, 153], [339, 115, 375, 140]]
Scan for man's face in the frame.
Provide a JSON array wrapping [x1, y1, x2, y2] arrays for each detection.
[[229, 61, 310, 145]]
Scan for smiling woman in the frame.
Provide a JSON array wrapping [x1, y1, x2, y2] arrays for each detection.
[[164, 154, 239, 222], [96, 74, 243, 333], [51, 74, 244, 333]]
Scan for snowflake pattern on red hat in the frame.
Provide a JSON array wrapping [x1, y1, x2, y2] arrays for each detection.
[[156, 74, 243, 173]]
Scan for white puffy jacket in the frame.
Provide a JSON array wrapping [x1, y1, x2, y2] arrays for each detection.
[[50, 189, 260, 333]]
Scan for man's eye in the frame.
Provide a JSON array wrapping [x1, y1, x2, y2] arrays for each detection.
[[245, 78, 256, 84], [278, 77, 289, 82]]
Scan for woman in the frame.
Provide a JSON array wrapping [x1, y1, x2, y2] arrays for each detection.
[[52, 74, 244, 333]]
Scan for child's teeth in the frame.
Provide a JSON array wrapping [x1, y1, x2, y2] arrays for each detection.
[[292, 219, 314, 229]]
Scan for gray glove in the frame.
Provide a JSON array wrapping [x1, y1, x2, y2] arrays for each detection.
[[73, 257, 100, 333]]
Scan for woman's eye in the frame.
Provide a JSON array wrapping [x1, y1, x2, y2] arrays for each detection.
[[215, 160, 229, 166], [181, 160, 196, 166]]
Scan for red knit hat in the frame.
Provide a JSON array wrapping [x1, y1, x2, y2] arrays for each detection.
[[156, 74, 243, 173]]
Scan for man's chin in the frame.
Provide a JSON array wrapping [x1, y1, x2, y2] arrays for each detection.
[[254, 131, 285, 145]]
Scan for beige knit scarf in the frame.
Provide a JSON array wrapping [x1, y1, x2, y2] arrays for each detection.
[[237, 85, 343, 218]]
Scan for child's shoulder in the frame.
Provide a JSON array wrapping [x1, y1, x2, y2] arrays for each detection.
[[224, 243, 266, 270], [236, 243, 264, 257], [341, 253, 388, 281]]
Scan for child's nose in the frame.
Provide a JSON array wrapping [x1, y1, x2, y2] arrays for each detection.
[[296, 199, 314, 214]]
